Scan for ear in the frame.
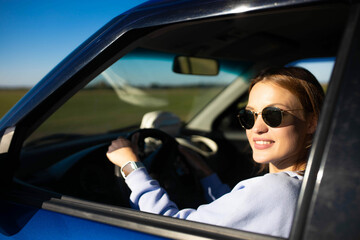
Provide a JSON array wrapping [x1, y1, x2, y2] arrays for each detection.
[[306, 114, 317, 134]]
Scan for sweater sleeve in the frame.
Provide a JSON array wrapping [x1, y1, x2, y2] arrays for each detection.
[[126, 168, 197, 218], [200, 173, 231, 202], [126, 168, 302, 238]]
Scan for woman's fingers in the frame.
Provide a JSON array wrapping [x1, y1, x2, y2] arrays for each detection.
[[107, 137, 139, 167]]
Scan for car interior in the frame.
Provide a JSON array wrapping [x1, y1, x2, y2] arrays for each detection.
[[14, 4, 348, 212]]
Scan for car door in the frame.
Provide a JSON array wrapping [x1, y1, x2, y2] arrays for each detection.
[[1, 1, 358, 240]]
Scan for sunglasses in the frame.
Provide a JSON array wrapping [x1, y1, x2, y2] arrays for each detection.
[[237, 106, 303, 129]]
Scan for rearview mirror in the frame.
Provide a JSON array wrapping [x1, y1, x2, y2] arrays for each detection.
[[173, 56, 219, 75]]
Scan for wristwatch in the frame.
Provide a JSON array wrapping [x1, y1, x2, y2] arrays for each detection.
[[121, 161, 145, 179]]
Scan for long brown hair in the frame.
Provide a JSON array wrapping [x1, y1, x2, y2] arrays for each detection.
[[249, 67, 325, 173]]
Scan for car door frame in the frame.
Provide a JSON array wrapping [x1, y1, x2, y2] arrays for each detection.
[[290, 4, 360, 239]]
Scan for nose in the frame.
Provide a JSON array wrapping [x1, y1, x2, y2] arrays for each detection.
[[252, 113, 268, 134]]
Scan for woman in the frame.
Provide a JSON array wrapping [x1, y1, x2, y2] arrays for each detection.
[[106, 67, 324, 238]]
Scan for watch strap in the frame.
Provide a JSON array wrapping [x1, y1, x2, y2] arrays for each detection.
[[121, 161, 144, 178]]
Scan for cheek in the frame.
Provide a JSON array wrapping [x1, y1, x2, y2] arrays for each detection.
[[275, 126, 305, 152]]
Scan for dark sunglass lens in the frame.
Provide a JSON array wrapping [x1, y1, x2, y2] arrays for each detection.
[[263, 107, 282, 127], [238, 109, 254, 129]]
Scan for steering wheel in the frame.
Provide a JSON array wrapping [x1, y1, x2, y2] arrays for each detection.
[[114, 128, 205, 208]]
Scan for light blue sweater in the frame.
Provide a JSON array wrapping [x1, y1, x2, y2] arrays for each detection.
[[126, 168, 303, 238]]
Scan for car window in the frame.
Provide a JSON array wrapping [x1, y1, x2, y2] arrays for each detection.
[[18, 47, 251, 200], [287, 57, 335, 91], [23, 48, 249, 145]]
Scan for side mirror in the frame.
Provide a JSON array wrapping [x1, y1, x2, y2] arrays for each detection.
[[173, 56, 219, 75]]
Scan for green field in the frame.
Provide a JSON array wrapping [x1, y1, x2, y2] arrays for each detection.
[[0, 89, 29, 118], [1, 87, 223, 143]]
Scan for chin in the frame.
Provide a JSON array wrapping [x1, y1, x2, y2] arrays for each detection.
[[252, 154, 272, 165]]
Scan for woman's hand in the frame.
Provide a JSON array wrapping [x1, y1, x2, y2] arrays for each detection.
[[107, 136, 139, 168], [178, 145, 213, 179]]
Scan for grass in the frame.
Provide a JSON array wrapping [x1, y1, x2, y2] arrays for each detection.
[[0, 89, 29, 118], [1, 87, 223, 143]]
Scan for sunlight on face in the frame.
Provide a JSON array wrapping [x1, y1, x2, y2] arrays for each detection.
[[246, 82, 310, 172]]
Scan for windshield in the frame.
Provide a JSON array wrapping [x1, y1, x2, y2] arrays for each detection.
[[24, 48, 249, 145]]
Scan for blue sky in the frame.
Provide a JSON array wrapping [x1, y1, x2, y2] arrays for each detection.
[[0, 0, 147, 87], [0, 0, 334, 88]]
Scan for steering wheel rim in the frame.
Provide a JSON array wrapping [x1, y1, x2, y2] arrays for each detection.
[[114, 128, 204, 208]]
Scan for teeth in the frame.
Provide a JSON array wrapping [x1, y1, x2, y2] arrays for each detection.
[[255, 140, 272, 145]]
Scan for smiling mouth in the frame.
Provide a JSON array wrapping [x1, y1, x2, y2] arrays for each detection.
[[255, 140, 273, 145]]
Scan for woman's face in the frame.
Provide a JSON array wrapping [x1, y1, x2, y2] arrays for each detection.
[[246, 81, 312, 172]]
